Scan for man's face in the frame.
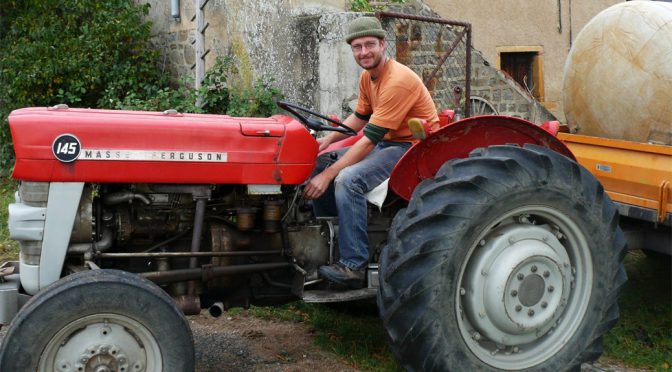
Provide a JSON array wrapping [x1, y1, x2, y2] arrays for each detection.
[[350, 36, 385, 70]]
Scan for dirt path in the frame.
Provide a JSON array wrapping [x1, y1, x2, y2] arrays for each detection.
[[190, 310, 359, 372], [0, 309, 648, 372], [0, 310, 358, 372]]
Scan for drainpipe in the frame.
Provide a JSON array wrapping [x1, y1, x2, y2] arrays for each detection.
[[171, 0, 180, 21]]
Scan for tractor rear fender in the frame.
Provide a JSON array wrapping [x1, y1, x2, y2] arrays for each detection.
[[389, 116, 575, 201]]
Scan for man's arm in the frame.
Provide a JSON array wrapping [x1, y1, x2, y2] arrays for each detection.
[[317, 114, 367, 151], [303, 135, 375, 200]]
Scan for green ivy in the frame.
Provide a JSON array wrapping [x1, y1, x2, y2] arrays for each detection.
[[350, 0, 407, 12]]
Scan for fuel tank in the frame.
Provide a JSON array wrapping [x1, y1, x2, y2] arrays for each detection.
[[9, 107, 317, 184], [562, 1, 672, 145]]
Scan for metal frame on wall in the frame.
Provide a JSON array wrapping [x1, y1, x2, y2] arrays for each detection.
[[376, 12, 472, 117]]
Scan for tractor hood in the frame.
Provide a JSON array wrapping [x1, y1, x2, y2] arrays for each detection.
[[9, 107, 317, 184]]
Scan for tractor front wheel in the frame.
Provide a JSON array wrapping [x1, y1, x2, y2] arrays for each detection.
[[0, 269, 195, 372], [378, 144, 626, 371]]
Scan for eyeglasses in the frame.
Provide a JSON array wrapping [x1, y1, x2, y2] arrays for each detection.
[[351, 41, 380, 53]]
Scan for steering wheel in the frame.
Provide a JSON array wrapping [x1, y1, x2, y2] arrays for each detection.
[[277, 101, 357, 136]]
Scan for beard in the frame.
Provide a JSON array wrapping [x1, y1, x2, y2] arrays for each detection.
[[357, 51, 384, 70]]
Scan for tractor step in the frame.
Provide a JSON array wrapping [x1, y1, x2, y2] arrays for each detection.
[[301, 288, 376, 303]]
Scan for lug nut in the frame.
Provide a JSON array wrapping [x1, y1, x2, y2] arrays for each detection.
[[472, 332, 482, 341], [515, 305, 522, 312], [548, 285, 555, 293], [517, 273, 524, 280], [531, 265, 538, 273], [541, 301, 548, 308], [528, 309, 535, 317], [543, 271, 550, 278], [510, 290, 518, 297]]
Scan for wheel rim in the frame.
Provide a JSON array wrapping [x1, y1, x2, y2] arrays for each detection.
[[39, 313, 162, 372], [456, 205, 593, 370], [469, 96, 498, 116]]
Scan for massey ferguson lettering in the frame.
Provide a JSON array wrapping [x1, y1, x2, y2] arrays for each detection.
[[51, 133, 228, 163], [78, 149, 228, 162]]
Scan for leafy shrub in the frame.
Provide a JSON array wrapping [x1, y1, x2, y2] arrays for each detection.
[[0, 0, 165, 173], [111, 55, 282, 118], [0, 1, 283, 174]]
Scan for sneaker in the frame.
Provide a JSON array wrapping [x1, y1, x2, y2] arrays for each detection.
[[318, 262, 365, 289]]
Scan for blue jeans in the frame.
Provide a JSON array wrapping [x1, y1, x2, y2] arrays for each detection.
[[312, 141, 412, 270]]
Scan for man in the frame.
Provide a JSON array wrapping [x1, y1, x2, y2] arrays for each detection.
[[303, 16, 439, 289]]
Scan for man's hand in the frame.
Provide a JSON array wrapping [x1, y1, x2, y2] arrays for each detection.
[[316, 136, 333, 152], [303, 169, 336, 200]]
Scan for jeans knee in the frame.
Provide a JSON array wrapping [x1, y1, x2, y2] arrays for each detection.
[[334, 167, 361, 193]]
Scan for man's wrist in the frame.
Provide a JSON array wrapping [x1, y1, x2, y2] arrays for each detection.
[[322, 165, 339, 180]]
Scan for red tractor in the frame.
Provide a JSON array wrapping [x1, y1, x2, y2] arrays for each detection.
[[0, 102, 624, 371]]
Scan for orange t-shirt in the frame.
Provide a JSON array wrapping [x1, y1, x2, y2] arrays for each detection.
[[355, 59, 439, 143]]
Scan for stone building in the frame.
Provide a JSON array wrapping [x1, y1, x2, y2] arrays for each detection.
[[425, 0, 623, 121], [138, 0, 622, 123]]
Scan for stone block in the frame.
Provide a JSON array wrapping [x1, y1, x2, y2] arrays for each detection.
[[179, 30, 189, 42], [503, 89, 513, 100], [411, 24, 422, 41]]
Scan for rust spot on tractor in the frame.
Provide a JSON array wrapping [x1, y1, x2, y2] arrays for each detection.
[[272, 168, 283, 183], [273, 139, 283, 162]]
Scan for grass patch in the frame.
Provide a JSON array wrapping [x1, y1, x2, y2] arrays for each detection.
[[247, 301, 402, 371], [603, 250, 671, 370], [245, 251, 670, 371]]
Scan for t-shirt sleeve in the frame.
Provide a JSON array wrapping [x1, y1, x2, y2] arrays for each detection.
[[368, 83, 417, 130], [355, 74, 372, 117]]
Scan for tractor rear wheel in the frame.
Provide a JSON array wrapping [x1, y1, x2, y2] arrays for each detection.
[[378, 144, 626, 371], [0, 269, 194, 372]]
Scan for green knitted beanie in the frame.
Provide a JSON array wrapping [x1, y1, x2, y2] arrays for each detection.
[[345, 17, 386, 44]]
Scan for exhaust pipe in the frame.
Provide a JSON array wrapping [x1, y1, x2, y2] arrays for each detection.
[[209, 301, 225, 318]]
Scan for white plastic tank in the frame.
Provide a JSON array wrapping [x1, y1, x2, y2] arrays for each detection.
[[562, 1, 672, 145]]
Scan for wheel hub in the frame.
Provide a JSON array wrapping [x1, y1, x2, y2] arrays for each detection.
[[463, 224, 572, 345], [43, 314, 154, 372], [518, 274, 544, 307]]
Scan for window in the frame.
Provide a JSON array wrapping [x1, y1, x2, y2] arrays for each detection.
[[497, 47, 545, 102]]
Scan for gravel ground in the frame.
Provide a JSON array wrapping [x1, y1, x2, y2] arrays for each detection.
[[0, 310, 652, 372], [0, 310, 357, 372]]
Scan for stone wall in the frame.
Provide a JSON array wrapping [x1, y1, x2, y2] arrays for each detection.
[[382, 2, 555, 122], [140, 0, 555, 123]]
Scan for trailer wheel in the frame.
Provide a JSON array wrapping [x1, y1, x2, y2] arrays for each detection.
[[0, 269, 194, 372], [378, 144, 627, 371]]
